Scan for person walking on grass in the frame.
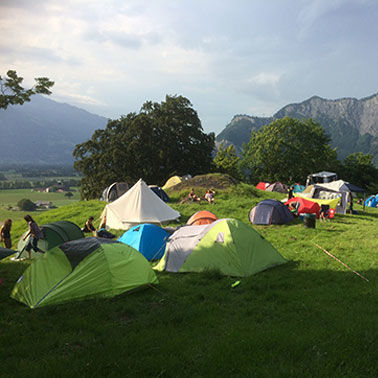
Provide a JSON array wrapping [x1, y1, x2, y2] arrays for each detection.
[[0, 219, 12, 249], [23, 215, 45, 258]]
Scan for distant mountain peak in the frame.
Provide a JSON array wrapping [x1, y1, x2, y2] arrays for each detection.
[[216, 94, 378, 163], [0, 95, 108, 165]]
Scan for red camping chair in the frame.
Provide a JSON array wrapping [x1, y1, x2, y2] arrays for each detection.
[[328, 208, 335, 219]]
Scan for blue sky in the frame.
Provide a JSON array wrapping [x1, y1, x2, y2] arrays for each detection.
[[1, 0, 378, 135]]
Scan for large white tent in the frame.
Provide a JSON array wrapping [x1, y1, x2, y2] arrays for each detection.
[[314, 180, 364, 194], [101, 179, 180, 230]]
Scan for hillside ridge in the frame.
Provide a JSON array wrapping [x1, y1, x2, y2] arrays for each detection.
[[217, 93, 378, 162]]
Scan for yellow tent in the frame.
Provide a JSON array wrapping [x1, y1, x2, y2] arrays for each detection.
[[162, 175, 182, 190]]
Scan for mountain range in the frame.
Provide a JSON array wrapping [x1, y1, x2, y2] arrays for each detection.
[[216, 94, 378, 163], [1, 93, 378, 165], [0, 95, 108, 165]]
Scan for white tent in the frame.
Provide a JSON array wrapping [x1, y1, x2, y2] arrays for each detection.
[[101, 179, 180, 230], [314, 180, 364, 193]]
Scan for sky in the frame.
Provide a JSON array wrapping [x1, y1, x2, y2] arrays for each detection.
[[1, 0, 378, 135]]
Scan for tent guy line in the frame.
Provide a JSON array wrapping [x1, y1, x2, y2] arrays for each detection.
[[313, 243, 369, 282]]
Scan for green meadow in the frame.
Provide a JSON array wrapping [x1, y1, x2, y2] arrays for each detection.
[[0, 182, 377, 377], [0, 188, 80, 222]]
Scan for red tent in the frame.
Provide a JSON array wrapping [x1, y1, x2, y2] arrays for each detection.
[[256, 182, 269, 190], [186, 210, 218, 226], [285, 197, 320, 218]]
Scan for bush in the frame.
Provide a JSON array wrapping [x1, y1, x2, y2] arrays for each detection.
[[65, 192, 74, 198], [17, 198, 36, 211]]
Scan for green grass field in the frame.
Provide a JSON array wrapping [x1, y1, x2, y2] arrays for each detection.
[[0, 182, 377, 377], [0, 188, 80, 222]]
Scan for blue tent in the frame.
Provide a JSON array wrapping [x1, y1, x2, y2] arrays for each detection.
[[292, 183, 305, 193], [149, 186, 170, 202], [365, 194, 378, 207], [249, 199, 294, 225], [118, 224, 169, 260]]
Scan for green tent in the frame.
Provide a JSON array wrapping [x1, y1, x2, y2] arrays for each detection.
[[11, 238, 158, 308], [154, 218, 286, 277], [0, 247, 15, 260], [16, 220, 83, 259]]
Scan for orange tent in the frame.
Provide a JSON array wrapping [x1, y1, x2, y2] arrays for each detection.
[[256, 182, 269, 190], [187, 210, 218, 226]]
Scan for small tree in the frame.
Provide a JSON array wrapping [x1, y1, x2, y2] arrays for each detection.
[[213, 142, 241, 179], [65, 191, 74, 198], [17, 198, 36, 211], [342, 152, 378, 192], [0, 70, 54, 110]]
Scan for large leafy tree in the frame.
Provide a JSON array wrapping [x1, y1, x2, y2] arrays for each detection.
[[0, 70, 54, 110], [342, 152, 378, 192], [74, 95, 215, 199], [240, 117, 338, 184], [213, 142, 241, 179]]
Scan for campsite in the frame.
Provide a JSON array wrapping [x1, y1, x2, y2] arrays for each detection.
[[0, 173, 377, 377]]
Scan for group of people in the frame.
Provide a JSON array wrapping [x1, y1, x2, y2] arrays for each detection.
[[0, 214, 116, 260], [188, 188, 215, 204], [1, 215, 45, 258]]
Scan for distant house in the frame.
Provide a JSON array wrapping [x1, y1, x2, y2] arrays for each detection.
[[35, 201, 54, 209], [46, 185, 71, 193]]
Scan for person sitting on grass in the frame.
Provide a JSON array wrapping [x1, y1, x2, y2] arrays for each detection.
[[96, 216, 115, 239], [205, 189, 215, 204], [188, 188, 201, 202], [82, 216, 97, 236], [23, 215, 45, 259], [319, 205, 330, 221]]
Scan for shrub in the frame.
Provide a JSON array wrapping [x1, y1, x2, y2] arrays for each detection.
[[17, 198, 36, 211]]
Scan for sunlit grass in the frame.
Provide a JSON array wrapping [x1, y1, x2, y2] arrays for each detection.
[[0, 183, 377, 376]]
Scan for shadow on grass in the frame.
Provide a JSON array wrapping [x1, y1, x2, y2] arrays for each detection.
[[358, 210, 378, 220], [1, 254, 377, 377]]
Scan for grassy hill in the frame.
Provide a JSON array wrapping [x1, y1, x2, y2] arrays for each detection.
[[1, 177, 377, 377]]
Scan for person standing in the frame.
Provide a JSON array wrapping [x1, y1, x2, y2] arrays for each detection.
[[348, 193, 354, 214], [0, 219, 12, 249], [288, 186, 294, 200], [23, 215, 45, 258]]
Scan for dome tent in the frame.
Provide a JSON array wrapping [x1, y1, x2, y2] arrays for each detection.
[[0, 247, 15, 260], [256, 182, 269, 190], [101, 182, 130, 202], [16, 221, 84, 259], [162, 175, 182, 191], [249, 199, 294, 225], [148, 185, 170, 202], [154, 218, 286, 277], [365, 194, 378, 207], [11, 238, 158, 309], [265, 182, 289, 193], [118, 224, 169, 261], [187, 210, 218, 226]]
